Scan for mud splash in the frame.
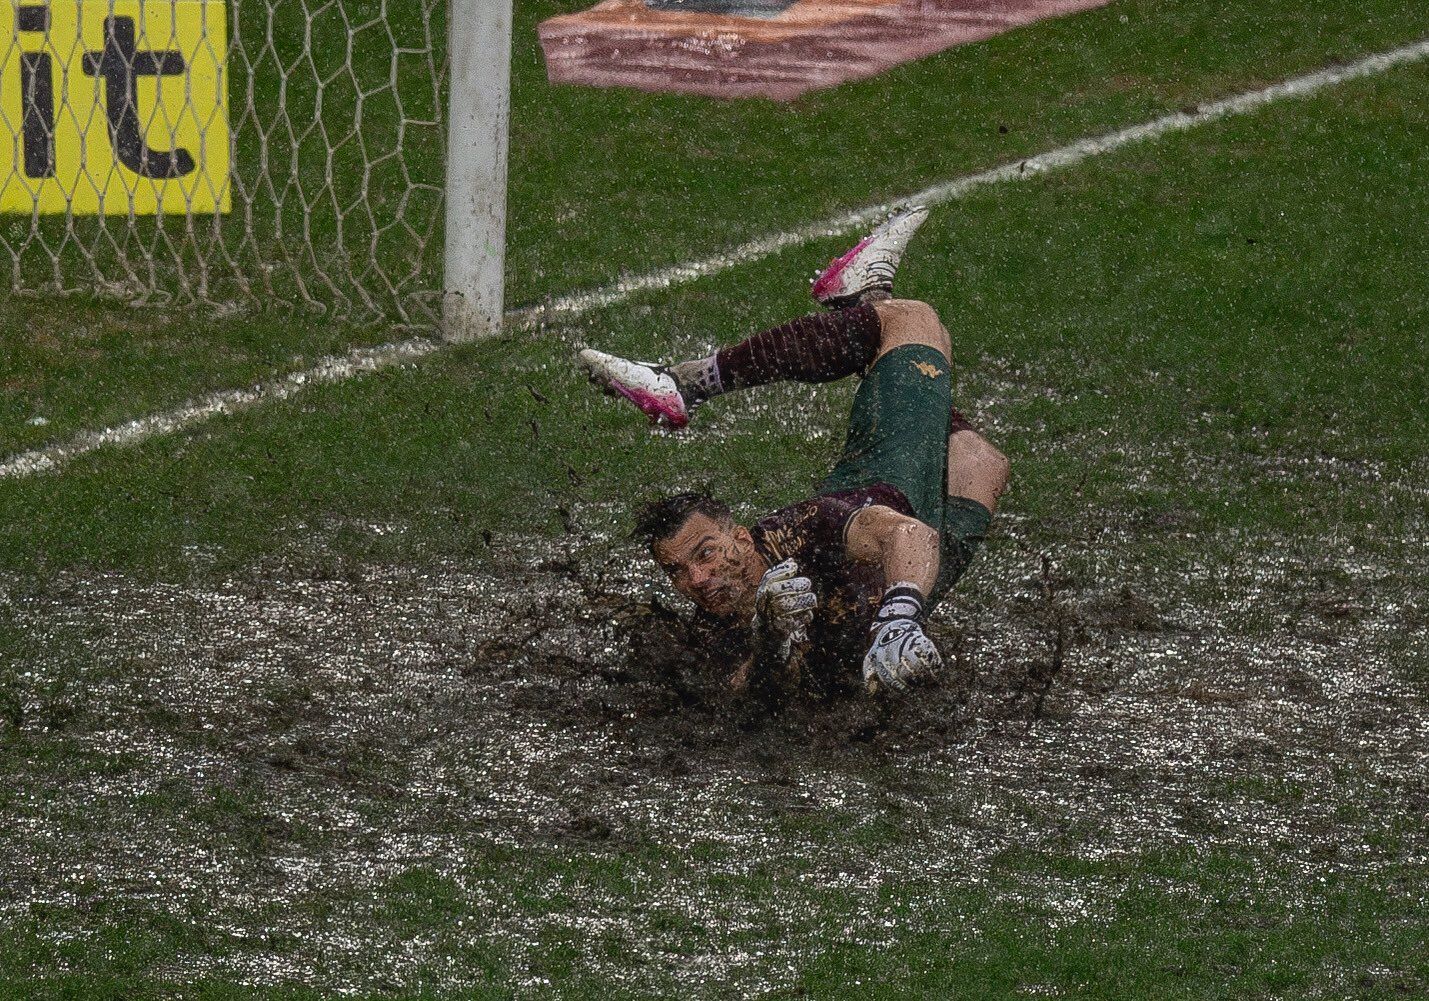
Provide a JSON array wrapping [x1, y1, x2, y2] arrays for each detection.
[[1, 509, 1424, 994]]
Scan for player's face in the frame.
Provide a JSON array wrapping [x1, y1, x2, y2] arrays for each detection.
[[653, 513, 762, 618]]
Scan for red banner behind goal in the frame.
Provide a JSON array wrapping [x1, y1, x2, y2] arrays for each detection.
[[538, 0, 1113, 101]]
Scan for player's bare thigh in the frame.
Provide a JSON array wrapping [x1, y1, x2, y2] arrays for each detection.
[[948, 429, 1010, 513], [871, 298, 951, 364]]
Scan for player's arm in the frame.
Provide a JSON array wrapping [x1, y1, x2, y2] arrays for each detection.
[[844, 505, 943, 693], [843, 505, 940, 595]]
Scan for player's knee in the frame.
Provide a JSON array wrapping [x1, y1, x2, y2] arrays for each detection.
[[948, 432, 1011, 504], [971, 436, 1010, 482], [926, 319, 952, 363], [880, 298, 941, 336], [936, 321, 953, 362], [874, 299, 950, 361]]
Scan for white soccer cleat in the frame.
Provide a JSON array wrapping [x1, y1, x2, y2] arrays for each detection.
[[577, 348, 691, 429], [811, 204, 930, 308]]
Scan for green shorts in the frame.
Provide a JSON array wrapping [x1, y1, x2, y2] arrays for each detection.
[[818, 344, 991, 603]]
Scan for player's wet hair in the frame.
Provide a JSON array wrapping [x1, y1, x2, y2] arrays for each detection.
[[632, 492, 732, 549]]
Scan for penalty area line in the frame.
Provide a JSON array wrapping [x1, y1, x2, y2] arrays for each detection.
[[4, 34, 1427, 482], [0, 340, 441, 479]]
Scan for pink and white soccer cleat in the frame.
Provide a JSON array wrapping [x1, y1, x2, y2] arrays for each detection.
[[811, 204, 930, 308], [577, 348, 691, 429]]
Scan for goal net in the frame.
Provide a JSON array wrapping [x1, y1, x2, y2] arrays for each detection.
[[1, 0, 451, 324]]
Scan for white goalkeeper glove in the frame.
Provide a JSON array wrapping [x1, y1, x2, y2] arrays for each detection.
[[863, 582, 942, 693], [752, 558, 817, 650]]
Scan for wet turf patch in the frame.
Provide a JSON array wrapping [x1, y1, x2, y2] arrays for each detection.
[[0, 517, 1425, 993], [1, 33, 1427, 1001]]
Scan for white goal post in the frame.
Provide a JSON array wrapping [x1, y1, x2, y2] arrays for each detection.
[[442, 0, 511, 342], [0, 0, 514, 335]]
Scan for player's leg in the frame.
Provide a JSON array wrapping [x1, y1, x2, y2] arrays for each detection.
[[818, 298, 955, 523], [684, 301, 884, 397], [857, 299, 1005, 513], [946, 422, 1009, 514], [577, 294, 948, 430], [713, 292, 953, 394], [927, 418, 1009, 605], [577, 304, 883, 428], [578, 205, 929, 428], [645, 292, 949, 413], [817, 296, 1006, 606]]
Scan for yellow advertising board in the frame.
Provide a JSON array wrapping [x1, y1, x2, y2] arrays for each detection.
[[0, 0, 229, 214]]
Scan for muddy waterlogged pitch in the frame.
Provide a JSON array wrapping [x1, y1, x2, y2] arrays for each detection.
[[1, 485, 1425, 995]]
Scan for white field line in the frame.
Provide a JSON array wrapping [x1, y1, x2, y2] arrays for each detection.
[[515, 35, 1429, 321], [0, 340, 440, 478], [4, 35, 1427, 482]]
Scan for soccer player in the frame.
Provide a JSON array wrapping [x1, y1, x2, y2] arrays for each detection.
[[577, 206, 1009, 695]]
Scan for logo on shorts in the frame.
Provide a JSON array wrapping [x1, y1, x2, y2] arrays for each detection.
[[913, 361, 945, 379]]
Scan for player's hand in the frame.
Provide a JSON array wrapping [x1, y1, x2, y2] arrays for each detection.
[[862, 618, 942, 693], [752, 558, 817, 643]]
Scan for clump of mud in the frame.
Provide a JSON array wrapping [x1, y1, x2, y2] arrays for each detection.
[[596, 589, 979, 761]]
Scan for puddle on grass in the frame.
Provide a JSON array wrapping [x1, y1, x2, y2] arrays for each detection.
[[1, 502, 1425, 994]]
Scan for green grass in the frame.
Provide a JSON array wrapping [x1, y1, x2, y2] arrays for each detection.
[[790, 857, 1428, 999], [0, 846, 1422, 998], [0, 301, 403, 457], [506, 0, 1429, 302], [2, 63, 1425, 578], [4, 0, 1429, 455]]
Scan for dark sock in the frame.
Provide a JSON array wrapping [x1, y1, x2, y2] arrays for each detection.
[[949, 408, 975, 434], [712, 302, 882, 392]]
